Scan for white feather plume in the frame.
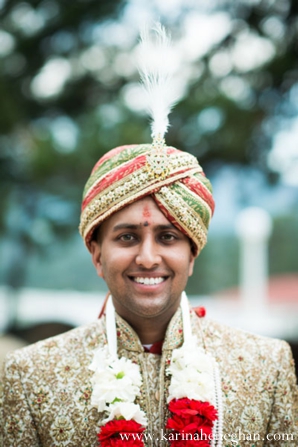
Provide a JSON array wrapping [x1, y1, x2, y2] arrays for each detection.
[[138, 24, 179, 140]]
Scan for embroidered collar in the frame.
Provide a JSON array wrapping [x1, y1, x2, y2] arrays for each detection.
[[107, 304, 205, 353]]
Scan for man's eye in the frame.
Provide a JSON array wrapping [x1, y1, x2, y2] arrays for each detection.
[[161, 233, 176, 241], [119, 234, 135, 242]]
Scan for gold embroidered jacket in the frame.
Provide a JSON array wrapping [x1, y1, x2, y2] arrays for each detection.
[[1, 308, 297, 446]]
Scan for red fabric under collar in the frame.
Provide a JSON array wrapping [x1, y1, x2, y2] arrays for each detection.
[[143, 340, 164, 355]]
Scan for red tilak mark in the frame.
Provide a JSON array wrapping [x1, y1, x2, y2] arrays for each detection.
[[142, 205, 151, 219]]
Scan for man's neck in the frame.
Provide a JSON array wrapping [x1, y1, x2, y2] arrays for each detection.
[[116, 308, 179, 345], [127, 318, 168, 345], [111, 297, 181, 345]]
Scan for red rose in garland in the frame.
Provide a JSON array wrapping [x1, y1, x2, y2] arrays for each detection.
[[98, 420, 145, 447], [167, 415, 213, 437], [169, 398, 218, 422], [166, 398, 218, 446]]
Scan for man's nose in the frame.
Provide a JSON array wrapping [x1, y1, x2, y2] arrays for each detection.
[[135, 237, 161, 268]]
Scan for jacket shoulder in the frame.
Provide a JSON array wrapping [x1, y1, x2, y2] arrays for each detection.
[[198, 316, 295, 368], [5, 319, 105, 366]]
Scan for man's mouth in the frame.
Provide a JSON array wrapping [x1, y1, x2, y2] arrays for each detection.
[[130, 277, 167, 285]]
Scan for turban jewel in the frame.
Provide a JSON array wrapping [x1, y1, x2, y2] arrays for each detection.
[[79, 25, 215, 256], [79, 140, 215, 256]]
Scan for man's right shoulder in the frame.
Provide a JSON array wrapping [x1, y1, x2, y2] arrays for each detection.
[[4, 318, 106, 367]]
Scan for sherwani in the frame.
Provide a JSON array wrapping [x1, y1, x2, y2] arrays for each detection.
[[1, 306, 297, 446]]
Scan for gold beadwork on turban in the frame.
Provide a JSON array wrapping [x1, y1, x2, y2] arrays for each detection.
[[79, 143, 215, 257]]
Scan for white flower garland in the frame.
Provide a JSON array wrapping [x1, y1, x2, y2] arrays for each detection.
[[89, 292, 223, 446], [166, 335, 216, 404], [89, 298, 148, 426]]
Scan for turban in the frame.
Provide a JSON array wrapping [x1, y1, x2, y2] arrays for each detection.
[[79, 142, 215, 256]]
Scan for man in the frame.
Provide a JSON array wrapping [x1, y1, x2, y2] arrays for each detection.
[[1, 141, 297, 447], [1, 26, 297, 446]]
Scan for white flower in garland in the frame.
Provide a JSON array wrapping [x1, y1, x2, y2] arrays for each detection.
[[168, 371, 215, 403], [169, 336, 214, 373], [89, 346, 143, 413], [89, 345, 111, 372], [166, 336, 216, 404], [103, 402, 148, 426]]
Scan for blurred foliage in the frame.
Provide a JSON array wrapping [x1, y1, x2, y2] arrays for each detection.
[[186, 235, 240, 296], [0, 0, 126, 296], [187, 211, 298, 296], [269, 212, 298, 275], [0, 0, 297, 307]]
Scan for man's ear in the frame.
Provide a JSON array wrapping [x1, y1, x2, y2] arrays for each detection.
[[90, 240, 104, 278], [188, 251, 195, 277]]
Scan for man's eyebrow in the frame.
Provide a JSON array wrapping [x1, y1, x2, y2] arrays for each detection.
[[155, 224, 176, 230], [112, 223, 176, 232], [112, 224, 140, 232]]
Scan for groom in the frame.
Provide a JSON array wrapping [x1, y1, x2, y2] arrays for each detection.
[[1, 141, 297, 446]]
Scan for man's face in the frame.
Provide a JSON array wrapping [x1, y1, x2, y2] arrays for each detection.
[[90, 196, 195, 326]]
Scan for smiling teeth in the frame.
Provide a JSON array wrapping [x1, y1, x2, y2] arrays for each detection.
[[134, 277, 164, 285]]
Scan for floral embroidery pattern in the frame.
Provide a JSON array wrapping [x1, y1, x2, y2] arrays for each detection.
[[31, 388, 49, 408], [51, 416, 72, 442]]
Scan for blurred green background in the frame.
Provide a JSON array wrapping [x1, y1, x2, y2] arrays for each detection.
[[0, 0, 297, 333]]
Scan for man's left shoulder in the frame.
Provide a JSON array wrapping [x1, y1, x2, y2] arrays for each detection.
[[197, 316, 295, 369]]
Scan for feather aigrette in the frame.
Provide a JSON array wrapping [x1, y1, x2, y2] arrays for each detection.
[[137, 24, 179, 141]]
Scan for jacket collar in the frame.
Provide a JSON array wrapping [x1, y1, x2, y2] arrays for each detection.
[[103, 301, 205, 354]]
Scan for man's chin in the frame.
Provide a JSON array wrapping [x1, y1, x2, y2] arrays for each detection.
[[124, 297, 180, 320]]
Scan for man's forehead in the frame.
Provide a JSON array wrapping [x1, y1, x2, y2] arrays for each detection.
[[105, 196, 173, 229]]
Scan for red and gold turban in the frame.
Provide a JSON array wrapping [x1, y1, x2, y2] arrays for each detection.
[[79, 141, 215, 256]]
